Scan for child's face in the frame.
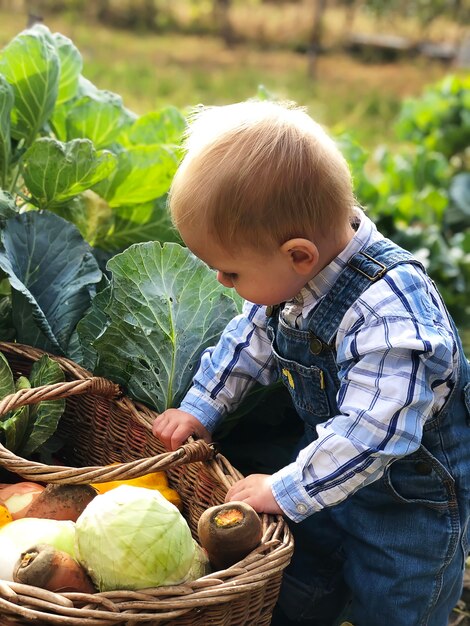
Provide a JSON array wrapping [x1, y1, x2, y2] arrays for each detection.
[[180, 225, 311, 306]]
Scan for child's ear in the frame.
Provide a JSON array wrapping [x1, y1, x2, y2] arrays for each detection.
[[280, 238, 319, 276]]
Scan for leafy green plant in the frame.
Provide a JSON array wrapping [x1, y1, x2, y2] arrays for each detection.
[[396, 75, 470, 160], [340, 74, 470, 325], [0, 23, 242, 416], [76, 242, 241, 412], [0, 211, 102, 355], [0, 23, 183, 251], [0, 352, 65, 457]]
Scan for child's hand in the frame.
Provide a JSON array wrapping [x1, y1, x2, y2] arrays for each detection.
[[152, 408, 211, 451], [225, 474, 283, 515]]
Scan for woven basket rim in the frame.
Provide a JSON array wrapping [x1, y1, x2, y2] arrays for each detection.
[[0, 343, 220, 484]]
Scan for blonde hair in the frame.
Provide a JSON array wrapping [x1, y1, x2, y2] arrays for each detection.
[[170, 100, 355, 249]]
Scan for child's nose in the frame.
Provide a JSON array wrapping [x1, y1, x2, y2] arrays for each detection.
[[216, 271, 233, 288]]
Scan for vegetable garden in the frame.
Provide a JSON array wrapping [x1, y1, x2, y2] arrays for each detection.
[[0, 18, 468, 624]]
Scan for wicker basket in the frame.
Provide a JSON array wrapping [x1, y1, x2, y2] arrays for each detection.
[[0, 342, 293, 626]]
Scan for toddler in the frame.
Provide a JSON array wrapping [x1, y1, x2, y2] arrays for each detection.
[[153, 100, 470, 626]]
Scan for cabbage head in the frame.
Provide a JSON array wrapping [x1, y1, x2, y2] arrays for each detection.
[[75, 485, 197, 591]]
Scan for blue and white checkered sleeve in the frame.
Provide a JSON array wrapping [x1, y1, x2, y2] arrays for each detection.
[[180, 301, 278, 432]]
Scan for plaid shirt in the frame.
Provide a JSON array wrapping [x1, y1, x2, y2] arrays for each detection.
[[180, 211, 457, 521]]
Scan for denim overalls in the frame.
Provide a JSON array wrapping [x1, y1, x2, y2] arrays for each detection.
[[267, 239, 470, 626]]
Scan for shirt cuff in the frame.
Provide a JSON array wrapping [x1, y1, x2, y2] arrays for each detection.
[[179, 389, 225, 433], [270, 462, 322, 522]]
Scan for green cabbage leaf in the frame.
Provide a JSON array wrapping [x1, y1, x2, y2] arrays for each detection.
[[76, 241, 241, 411], [0, 211, 102, 354]]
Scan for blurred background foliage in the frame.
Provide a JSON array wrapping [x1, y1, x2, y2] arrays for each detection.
[[1, 0, 468, 146], [0, 0, 469, 350]]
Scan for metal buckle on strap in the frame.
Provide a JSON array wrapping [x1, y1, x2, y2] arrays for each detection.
[[348, 252, 387, 281]]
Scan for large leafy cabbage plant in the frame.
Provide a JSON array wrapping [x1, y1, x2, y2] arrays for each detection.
[[0, 24, 241, 424], [0, 24, 184, 251]]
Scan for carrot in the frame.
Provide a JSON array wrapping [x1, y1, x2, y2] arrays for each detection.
[[25, 484, 97, 522], [197, 501, 263, 570], [13, 544, 96, 593]]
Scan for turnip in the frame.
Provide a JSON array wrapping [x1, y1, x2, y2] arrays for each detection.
[[0, 518, 76, 581], [197, 501, 263, 570], [25, 484, 97, 522], [14, 544, 96, 593]]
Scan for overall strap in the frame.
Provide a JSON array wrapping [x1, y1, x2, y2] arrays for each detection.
[[307, 238, 423, 346]]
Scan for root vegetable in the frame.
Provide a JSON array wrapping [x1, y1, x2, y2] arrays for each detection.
[[0, 518, 76, 581], [25, 484, 97, 522], [197, 501, 263, 570], [0, 482, 45, 519], [14, 544, 96, 593]]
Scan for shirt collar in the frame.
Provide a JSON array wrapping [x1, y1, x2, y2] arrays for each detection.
[[293, 209, 381, 314]]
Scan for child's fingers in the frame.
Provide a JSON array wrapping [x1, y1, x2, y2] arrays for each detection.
[[152, 413, 179, 450], [152, 410, 211, 450], [170, 423, 194, 450], [151, 413, 167, 438], [225, 478, 252, 502], [225, 475, 283, 515]]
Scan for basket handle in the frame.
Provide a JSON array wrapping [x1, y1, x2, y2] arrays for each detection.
[[0, 378, 217, 484], [0, 376, 120, 415]]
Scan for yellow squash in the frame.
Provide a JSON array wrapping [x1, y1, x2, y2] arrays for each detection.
[[0, 503, 12, 527], [91, 470, 182, 510]]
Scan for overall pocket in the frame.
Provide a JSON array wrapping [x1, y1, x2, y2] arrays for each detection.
[[270, 347, 331, 419], [383, 446, 456, 510]]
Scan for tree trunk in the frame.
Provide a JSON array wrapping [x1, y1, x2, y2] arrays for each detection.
[[24, 0, 46, 25], [140, 0, 157, 31], [308, 0, 328, 78], [342, 0, 362, 37], [213, 0, 235, 47], [96, 0, 110, 24]]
